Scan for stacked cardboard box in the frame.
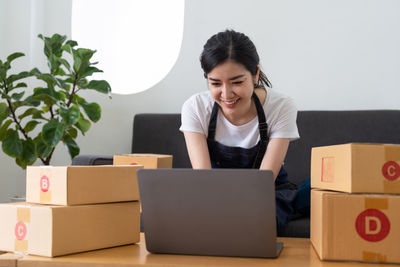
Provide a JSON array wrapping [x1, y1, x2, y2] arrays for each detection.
[[0, 165, 143, 257], [310, 143, 400, 264], [113, 153, 173, 168]]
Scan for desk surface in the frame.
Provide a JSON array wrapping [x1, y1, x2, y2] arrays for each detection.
[[0, 234, 393, 267]]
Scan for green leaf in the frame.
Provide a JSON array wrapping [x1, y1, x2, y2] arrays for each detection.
[[14, 82, 27, 89], [11, 101, 29, 110], [36, 73, 57, 87], [18, 107, 43, 120], [76, 78, 88, 89], [60, 105, 80, 125], [79, 66, 103, 79], [29, 68, 41, 76], [33, 87, 58, 105], [16, 157, 27, 169], [77, 48, 95, 61], [81, 102, 101, 122], [63, 134, 79, 159], [35, 134, 53, 158], [59, 58, 71, 71], [42, 119, 65, 147], [6, 52, 25, 64], [64, 77, 75, 84], [0, 66, 6, 80], [72, 94, 87, 105], [6, 71, 30, 85], [73, 56, 82, 74], [23, 96, 41, 107], [67, 127, 78, 139], [53, 65, 66, 76], [73, 48, 95, 76], [57, 90, 68, 101], [21, 138, 37, 165], [86, 80, 111, 94], [0, 119, 12, 141], [24, 120, 40, 133], [0, 102, 10, 125], [61, 44, 72, 54], [11, 91, 25, 101], [2, 129, 23, 157], [75, 116, 91, 135], [66, 40, 78, 47]]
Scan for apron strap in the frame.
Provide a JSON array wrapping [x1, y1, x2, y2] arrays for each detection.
[[207, 102, 219, 140], [252, 92, 269, 168], [252, 93, 269, 142]]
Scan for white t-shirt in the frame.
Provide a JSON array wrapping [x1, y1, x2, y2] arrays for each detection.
[[179, 88, 300, 149]]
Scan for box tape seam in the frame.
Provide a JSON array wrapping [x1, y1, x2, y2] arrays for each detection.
[[14, 207, 30, 252], [362, 251, 387, 263]]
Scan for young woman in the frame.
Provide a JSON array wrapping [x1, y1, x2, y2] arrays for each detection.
[[179, 30, 300, 234]]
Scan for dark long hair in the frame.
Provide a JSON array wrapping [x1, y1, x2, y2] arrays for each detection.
[[200, 29, 272, 88]]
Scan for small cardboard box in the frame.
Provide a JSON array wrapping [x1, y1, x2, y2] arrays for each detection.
[[113, 154, 172, 168], [311, 189, 400, 264], [0, 202, 140, 257], [311, 143, 400, 193], [26, 165, 143, 205]]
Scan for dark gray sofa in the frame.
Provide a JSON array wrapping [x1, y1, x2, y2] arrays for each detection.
[[72, 110, 400, 238]]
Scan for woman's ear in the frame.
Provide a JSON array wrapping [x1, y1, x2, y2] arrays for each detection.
[[254, 65, 260, 85]]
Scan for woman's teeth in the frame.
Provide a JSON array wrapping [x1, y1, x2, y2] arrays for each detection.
[[221, 99, 238, 104]]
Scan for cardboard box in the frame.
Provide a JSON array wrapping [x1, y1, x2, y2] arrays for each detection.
[[311, 143, 400, 193], [26, 165, 143, 205], [0, 253, 21, 267], [0, 202, 140, 257], [311, 189, 400, 264], [113, 154, 172, 168]]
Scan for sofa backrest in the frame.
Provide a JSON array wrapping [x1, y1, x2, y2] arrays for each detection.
[[132, 114, 191, 168], [132, 110, 400, 185]]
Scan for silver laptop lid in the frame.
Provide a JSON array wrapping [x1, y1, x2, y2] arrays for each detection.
[[137, 168, 281, 258]]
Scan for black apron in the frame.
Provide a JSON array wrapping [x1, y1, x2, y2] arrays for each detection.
[[206, 92, 297, 234]]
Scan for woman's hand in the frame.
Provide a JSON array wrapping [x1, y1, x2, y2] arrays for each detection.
[[183, 132, 212, 169], [259, 138, 290, 180]]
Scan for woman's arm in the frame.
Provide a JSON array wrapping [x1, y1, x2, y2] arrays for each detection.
[[183, 131, 212, 169], [259, 138, 290, 180]]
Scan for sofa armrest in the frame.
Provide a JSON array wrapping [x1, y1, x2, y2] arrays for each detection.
[[71, 155, 113, 166]]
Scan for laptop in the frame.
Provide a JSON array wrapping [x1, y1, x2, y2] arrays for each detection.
[[137, 168, 283, 258]]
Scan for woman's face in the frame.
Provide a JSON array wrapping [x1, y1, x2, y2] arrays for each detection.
[[207, 60, 258, 119]]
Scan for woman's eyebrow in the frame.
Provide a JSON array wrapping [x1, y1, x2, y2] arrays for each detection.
[[229, 74, 245, 80], [208, 74, 245, 81]]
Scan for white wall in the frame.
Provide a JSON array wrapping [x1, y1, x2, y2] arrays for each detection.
[[1, 0, 399, 202]]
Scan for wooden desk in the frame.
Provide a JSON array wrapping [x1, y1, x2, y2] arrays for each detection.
[[0, 234, 393, 267]]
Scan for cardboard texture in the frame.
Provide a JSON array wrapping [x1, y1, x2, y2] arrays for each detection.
[[0, 253, 21, 267], [311, 143, 400, 193], [26, 165, 143, 205], [0, 202, 140, 257], [311, 189, 400, 264], [113, 154, 173, 168]]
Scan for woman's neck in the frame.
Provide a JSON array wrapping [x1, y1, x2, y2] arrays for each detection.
[[222, 97, 257, 126], [221, 88, 266, 126]]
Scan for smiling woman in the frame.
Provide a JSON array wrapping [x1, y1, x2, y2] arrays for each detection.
[[179, 29, 303, 235], [71, 0, 185, 95]]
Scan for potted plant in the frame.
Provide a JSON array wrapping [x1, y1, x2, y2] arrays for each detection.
[[0, 33, 111, 169]]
